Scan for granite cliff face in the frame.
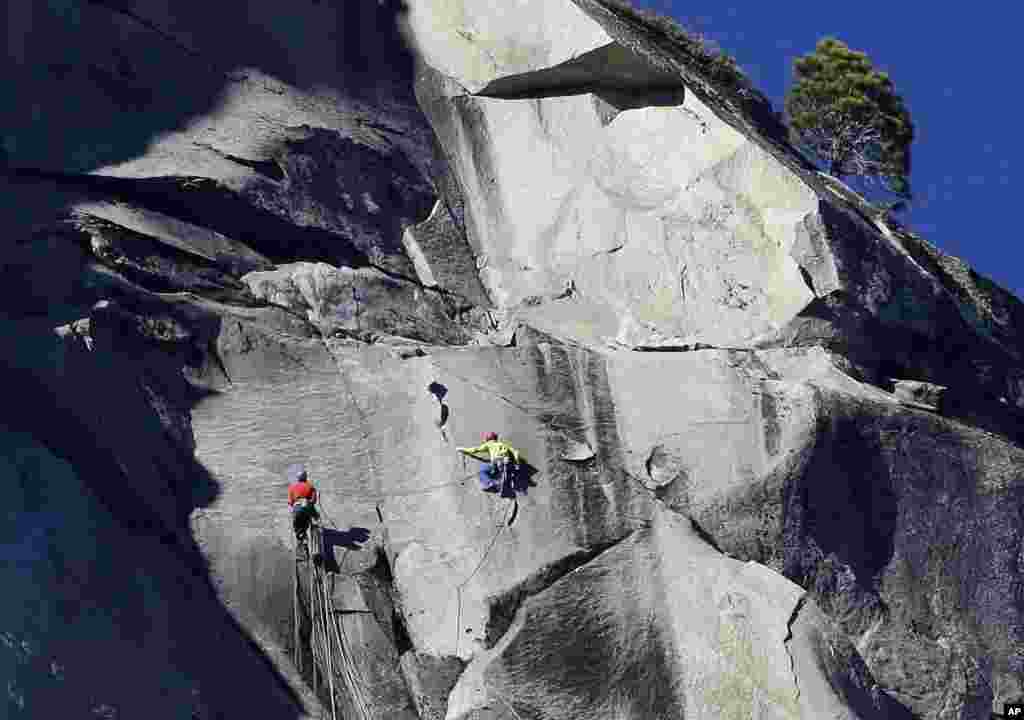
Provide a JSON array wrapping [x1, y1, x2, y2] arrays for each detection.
[[2, 1, 1022, 718]]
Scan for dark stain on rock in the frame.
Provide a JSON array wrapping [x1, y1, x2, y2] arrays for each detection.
[[581, 349, 636, 535], [761, 388, 781, 457], [520, 326, 639, 547]]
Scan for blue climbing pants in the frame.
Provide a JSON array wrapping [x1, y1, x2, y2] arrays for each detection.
[[479, 462, 500, 490], [480, 460, 516, 496]]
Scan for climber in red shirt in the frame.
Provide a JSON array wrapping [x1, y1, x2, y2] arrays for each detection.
[[287, 463, 319, 545]]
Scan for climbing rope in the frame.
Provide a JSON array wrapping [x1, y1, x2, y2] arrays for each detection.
[[342, 472, 479, 501], [454, 496, 517, 655], [298, 522, 376, 720]]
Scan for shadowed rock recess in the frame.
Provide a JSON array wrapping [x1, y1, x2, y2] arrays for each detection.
[[2, 0, 1021, 718]]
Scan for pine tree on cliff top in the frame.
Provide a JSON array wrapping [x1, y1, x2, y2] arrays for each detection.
[[786, 37, 914, 201]]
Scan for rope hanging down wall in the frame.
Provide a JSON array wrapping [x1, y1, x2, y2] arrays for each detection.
[[296, 522, 373, 720]]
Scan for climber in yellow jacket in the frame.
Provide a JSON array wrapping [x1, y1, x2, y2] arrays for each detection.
[[457, 432, 522, 495]]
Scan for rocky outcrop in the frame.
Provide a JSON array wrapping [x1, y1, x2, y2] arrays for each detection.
[[242, 261, 490, 345], [603, 344, 1024, 716], [408, 0, 818, 349], [2, 0, 1023, 719], [405, 0, 1024, 411], [445, 505, 900, 720]]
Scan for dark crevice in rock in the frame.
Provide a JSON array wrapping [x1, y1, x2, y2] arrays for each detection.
[[5, 166, 372, 269], [412, 65, 494, 307], [333, 609, 375, 615], [783, 593, 808, 705], [367, 547, 413, 655], [207, 338, 234, 386], [483, 535, 629, 649], [390, 600, 414, 655], [688, 517, 724, 554], [10, 168, 482, 323], [798, 264, 817, 297], [251, 297, 324, 342], [633, 342, 723, 352], [70, 212, 263, 304], [194, 143, 285, 182]]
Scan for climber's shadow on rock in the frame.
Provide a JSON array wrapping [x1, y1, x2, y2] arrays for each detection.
[[428, 381, 450, 430], [428, 381, 447, 402], [514, 462, 539, 495], [317, 526, 371, 573]]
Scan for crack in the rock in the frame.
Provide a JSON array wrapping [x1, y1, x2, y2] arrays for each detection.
[[240, 294, 328, 344], [8, 166, 487, 326], [632, 343, 788, 359], [208, 337, 233, 386], [73, 210, 261, 291], [440, 368, 613, 437], [784, 593, 807, 707], [192, 142, 285, 182], [332, 609, 375, 615], [678, 106, 710, 135], [4, 166, 372, 268], [591, 244, 624, 258], [797, 264, 817, 297], [482, 533, 633, 649], [84, 0, 221, 72]]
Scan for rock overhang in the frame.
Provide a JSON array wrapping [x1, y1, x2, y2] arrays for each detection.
[[404, 0, 831, 350], [403, 0, 615, 94]]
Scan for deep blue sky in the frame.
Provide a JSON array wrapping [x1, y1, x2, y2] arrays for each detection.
[[633, 1, 1022, 300]]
